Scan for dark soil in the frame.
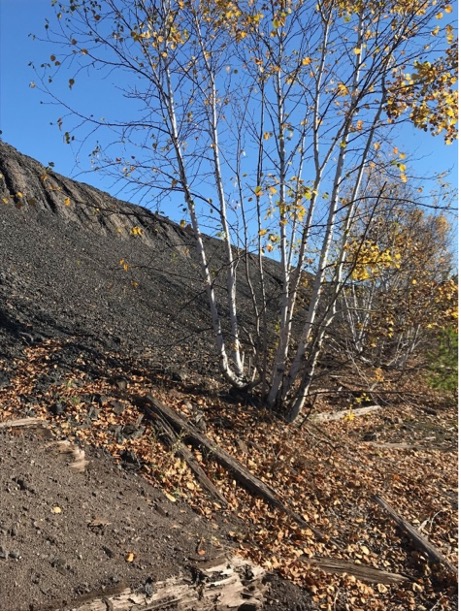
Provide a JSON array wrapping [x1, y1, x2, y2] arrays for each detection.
[[0, 141, 315, 610], [0, 427, 224, 610]]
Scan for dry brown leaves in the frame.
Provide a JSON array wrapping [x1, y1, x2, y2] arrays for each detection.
[[0, 340, 457, 610]]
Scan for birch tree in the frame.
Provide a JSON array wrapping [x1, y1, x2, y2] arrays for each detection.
[[35, 0, 457, 421]]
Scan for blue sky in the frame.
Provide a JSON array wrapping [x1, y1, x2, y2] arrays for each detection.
[[0, 0, 458, 222]]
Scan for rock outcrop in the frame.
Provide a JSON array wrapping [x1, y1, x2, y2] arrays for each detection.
[[0, 140, 196, 256]]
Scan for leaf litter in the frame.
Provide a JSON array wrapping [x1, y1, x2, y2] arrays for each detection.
[[0, 338, 457, 610]]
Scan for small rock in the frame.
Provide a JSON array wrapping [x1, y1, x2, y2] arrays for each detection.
[[94, 393, 108, 406], [114, 378, 128, 391], [111, 400, 125, 416], [171, 369, 187, 383], [9, 551, 20, 560], [49, 401, 65, 416], [102, 546, 115, 558], [87, 406, 101, 420]]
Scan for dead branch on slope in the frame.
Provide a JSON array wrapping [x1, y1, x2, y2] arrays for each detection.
[[0, 417, 48, 429], [152, 411, 228, 507], [373, 495, 457, 577], [134, 394, 328, 541]]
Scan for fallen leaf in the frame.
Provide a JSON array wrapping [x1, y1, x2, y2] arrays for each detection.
[[196, 538, 206, 556]]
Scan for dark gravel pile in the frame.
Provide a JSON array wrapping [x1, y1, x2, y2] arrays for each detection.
[[0, 140, 283, 378], [0, 427, 225, 610]]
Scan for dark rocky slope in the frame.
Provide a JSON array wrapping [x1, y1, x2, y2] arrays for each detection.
[[0, 140, 281, 379]]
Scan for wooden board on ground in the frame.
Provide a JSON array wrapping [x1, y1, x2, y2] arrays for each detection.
[[307, 557, 409, 584], [0, 417, 48, 429], [312, 405, 381, 423], [68, 555, 266, 611], [152, 411, 228, 507]]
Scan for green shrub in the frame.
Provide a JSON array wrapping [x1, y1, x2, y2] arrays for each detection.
[[427, 327, 458, 394]]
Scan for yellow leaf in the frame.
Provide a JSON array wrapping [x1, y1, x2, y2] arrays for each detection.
[[268, 186, 277, 195], [16, 191, 23, 198], [445, 5, 453, 13], [64, 197, 71, 206], [119, 258, 130, 271], [353, 46, 361, 55], [435, 11, 443, 19], [258, 228, 267, 236], [302, 57, 312, 66], [165, 492, 176, 502], [51, 505, 62, 514], [263, 132, 272, 140], [125, 551, 136, 563]]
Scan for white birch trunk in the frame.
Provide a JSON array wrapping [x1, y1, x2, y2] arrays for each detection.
[[163, 57, 245, 387]]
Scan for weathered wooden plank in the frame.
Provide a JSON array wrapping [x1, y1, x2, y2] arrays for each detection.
[[68, 555, 266, 611], [0, 417, 48, 429], [312, 405, 381, 423], [153, 412, 228, 507], [307, 557, 409, 584]]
